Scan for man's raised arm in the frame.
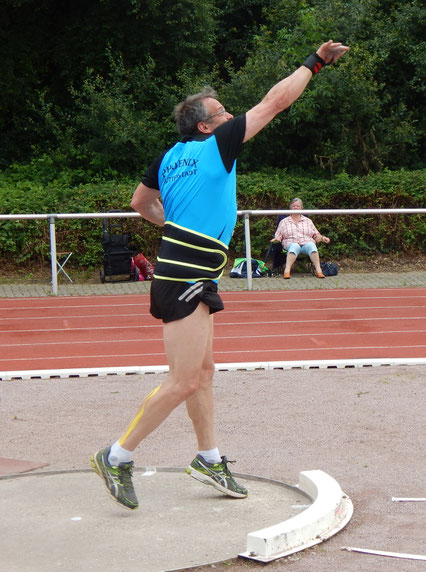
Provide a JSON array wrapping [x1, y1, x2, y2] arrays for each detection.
[[244, 40, 349, 142]]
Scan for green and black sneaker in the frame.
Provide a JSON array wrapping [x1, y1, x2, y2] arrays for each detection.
[[90, 447, 138, 510], [186, 454, 248, 498]]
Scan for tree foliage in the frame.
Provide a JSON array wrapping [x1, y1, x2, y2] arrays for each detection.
[[0, 0, 425, 175], [223, 0, 425, 173]]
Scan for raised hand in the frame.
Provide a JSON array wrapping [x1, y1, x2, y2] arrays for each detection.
[[317, 40, 350, 65]]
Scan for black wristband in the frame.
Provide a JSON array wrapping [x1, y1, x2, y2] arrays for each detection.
[[302, 53, 326, 74]]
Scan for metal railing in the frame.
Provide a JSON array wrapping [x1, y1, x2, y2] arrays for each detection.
[[0, 208, 424, 294]]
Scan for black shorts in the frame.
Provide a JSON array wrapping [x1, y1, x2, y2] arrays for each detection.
[[150, 279, 224, 323]]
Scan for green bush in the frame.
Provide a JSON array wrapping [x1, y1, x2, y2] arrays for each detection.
[[233, 169, 426, 259], [0, 167, 424, 268]]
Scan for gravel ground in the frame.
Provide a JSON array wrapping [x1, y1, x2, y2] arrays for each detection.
[[1, 365, 425, 571]]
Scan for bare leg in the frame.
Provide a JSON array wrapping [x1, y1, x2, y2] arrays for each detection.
[[119, 302, 213, 451], [284, 252, 297, 275], [185, 314, 216, 450], [309, 251, 322, 274], [184, 311, 248, 498]]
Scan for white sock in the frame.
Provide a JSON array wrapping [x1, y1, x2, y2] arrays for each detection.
[[108, 441, 133, 466], [199, 447, 221, 464]]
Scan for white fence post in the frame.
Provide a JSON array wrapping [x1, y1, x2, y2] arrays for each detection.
[[244, 213, 253, 291], [49, 215, 58, 296]]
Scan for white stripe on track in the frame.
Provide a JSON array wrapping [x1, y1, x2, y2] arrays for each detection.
[[1, 292, 425, 312], [2, 345, 425, 364], [1, 305, 425, 322], [1, 329, 425, 349], [1, 315, 425, 335]]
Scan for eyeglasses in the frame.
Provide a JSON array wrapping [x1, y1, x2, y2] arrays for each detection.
[[205, 108, 227, 121]]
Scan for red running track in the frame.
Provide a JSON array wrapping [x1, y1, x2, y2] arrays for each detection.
[[0, 288, 425, 372]]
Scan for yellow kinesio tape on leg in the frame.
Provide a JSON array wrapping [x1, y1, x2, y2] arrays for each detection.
[[119, 384, 162, 445]]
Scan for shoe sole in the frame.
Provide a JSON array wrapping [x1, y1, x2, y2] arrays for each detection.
[[90, 453, 138, 510], [185, 466, 247, 498]]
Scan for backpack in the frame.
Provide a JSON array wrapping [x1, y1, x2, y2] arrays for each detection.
[[132, 253, 154, 281], [230, 258, 271, 278], [320, 262, 339, 276]]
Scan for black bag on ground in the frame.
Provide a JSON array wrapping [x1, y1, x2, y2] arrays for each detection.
[[320, 262, 338, 276]]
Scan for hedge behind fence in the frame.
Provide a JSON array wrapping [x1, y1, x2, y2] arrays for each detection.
[[0, 168, 424, 268], [233, 169, 426, 260]]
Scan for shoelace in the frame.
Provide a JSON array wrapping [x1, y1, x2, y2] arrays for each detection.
[[118, 463, 134, 487], [220, 456, 236, 476]]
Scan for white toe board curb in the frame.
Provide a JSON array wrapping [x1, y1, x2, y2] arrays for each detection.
[[240, 469, 353, 562]]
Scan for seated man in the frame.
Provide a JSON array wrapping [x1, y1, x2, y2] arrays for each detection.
[[271, 197, 330, 279]]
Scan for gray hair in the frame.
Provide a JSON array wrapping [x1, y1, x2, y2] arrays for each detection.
[[174, 86, 217, 137], [289, 197, 303, 208]]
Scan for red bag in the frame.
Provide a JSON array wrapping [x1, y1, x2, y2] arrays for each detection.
[[133, 253, 154, 281]]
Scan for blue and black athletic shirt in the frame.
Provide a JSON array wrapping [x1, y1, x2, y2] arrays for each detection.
[[142, 115, 246, 282]]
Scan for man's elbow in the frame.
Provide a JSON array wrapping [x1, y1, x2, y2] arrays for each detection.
[[130, 186, 148, 213], [130, 195, 139, 212], [263, 88, 292, 112]]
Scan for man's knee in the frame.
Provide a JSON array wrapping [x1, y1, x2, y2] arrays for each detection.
[[181, 380, 201, 400], [203, 356, 215, 374], [167, 375, 201, 402], [173, 360, 214, 398], [199, 360, 215, 388]]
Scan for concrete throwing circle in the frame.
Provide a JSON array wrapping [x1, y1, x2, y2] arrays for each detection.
[[0, 467, 311, 572]]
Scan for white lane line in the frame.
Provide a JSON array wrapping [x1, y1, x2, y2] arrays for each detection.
[[0, 302, 150, 311], [1, 315, 425, 337], [0, 353, 166, 363], [222, 293, 426, 302], [1, 293, 425, 308], [1, 293, 425, 313], [2, 290, 425, 308], [2, 345, 425, 364], [1, 329, 425, 349], [214, 345, 426, 355], [1, 308, 425, 324]]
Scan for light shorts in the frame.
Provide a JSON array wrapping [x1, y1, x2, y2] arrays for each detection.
[[150, 279, 224, 323], [286, 241, 317, 257]]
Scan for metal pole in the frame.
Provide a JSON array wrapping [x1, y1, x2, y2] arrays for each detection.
[[49, 216, 58, 296], [244, 213, 253, 291]]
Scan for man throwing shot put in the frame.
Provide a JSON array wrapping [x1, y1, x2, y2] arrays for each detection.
[[91, 40, 350, 509]]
